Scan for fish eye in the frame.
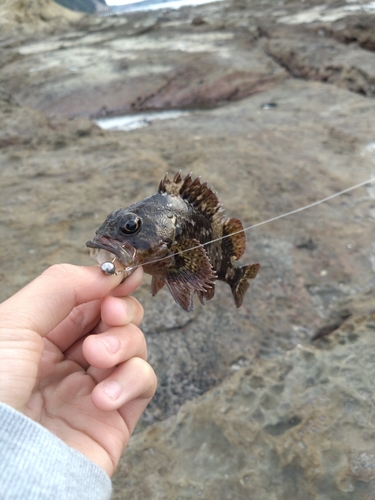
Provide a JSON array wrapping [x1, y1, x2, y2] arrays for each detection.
[[120, 215, 141, 235]]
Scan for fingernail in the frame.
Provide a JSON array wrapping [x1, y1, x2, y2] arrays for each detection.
[[99, 335, 120, 354], [102, 380, 122, 400]]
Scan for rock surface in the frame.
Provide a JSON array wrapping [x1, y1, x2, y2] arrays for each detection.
[[1, 0, 375, 498], [113, 314, 375, 500], [0, 0, 82, 35]]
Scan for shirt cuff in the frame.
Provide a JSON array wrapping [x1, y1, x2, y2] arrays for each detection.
[[0, 402, 112, 500]]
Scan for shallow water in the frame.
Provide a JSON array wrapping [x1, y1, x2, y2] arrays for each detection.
[[94, 110, 190, 131]]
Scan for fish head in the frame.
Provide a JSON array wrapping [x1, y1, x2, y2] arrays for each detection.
[[86, 202, 176, 272]]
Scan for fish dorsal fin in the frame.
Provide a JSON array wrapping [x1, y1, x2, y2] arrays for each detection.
[[159, 172, 223, 220]]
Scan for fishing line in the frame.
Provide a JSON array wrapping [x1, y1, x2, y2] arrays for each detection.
[[113, 176, 375, 275]]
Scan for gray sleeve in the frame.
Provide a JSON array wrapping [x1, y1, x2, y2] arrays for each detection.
[[0, 402, 112, 500]]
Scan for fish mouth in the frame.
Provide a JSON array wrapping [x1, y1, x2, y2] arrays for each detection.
[[86, 236, 136, 269]]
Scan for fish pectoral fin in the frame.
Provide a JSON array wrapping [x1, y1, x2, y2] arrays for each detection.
[[165, 280, 194, 312], [165, 239, 217, 312], [151, 276, 166, 296]]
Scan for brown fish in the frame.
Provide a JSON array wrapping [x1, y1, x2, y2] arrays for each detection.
[[86, 172, 260, 311]]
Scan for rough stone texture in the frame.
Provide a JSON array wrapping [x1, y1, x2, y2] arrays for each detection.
[[1, 0, 375, 498], [265, 28, 375, 96], [0, 0, 82, 35], [330, 14, 375, 51], [113, 314, 375, 500], [0, 19, 286, 117], [2, 1, 375, 116]]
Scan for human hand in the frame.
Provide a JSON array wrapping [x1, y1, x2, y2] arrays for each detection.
[[0, 264, 156, 476]]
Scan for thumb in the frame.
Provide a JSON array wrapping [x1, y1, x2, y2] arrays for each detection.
[[0, 264, 126, 338]]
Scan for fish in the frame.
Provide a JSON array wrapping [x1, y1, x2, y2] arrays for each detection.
[[86, 172, 260, 312]]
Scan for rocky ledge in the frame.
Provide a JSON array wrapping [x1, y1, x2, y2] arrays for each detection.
[[113, 314, 375, 499]]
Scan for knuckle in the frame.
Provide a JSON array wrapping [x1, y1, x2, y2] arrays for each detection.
[[125, 324, 148, 359]]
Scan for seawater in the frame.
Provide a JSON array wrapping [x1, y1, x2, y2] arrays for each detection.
[[94, 110, 190, 131], [102, 0, 223, 14]]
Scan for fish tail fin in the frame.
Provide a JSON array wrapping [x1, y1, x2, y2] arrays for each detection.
[[231, 263, 260, 308]]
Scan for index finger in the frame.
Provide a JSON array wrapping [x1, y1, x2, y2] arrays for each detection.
[[0, 264, 143, 338]]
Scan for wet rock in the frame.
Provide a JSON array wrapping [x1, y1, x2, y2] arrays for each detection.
[[113, 314, 375, 499]]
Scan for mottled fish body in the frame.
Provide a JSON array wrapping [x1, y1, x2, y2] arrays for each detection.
[[87, 172, 260, 311]]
